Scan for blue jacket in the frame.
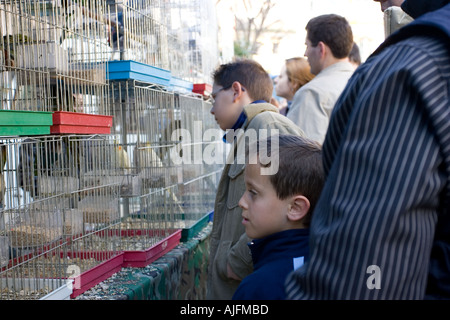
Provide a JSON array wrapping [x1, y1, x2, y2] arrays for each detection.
[[232, 229, 309, 300]]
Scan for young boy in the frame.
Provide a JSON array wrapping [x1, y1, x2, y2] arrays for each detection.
[[207, 59, 305, 300], [232, 134, 324, 300]]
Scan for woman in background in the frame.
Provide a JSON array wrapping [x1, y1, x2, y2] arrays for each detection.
[[274, 57, 315, 116]]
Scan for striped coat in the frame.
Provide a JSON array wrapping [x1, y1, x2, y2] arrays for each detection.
[[286, 5, 450, 300]]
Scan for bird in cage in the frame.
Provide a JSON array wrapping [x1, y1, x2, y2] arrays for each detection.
[[17, 139, 68, 197], [50, 85, 84, 113], [107, 11, 124, 52], [0, 34, 36, 72], [134, 142, 164, 170], [113, 143, 130, 170]]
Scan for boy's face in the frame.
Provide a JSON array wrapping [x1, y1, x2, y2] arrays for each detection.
[[210, 82, 244, 131], [238, 162, 291, 239]]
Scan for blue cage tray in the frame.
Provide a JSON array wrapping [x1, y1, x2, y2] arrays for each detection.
[[107, 60, 171, 86], [168, 77, 193, 94]]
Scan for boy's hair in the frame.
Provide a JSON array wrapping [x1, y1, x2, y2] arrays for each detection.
[[249, 134, 324, 227], [306, 14, 353, 59], [212, 58, 273, 102]]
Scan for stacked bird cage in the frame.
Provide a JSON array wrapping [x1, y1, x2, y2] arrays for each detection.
[[162, 0, 218, 83], [106, 0, 170, 70], [0, 136, 72, 300], [63, 135, 121, 285], [109, 79, 183, 250], [0, 0, 116, 300], [1, 0, 110, 114], [174, 92, 222, 229], [1, 0, 221, 299], [0, 134, 122, 299]]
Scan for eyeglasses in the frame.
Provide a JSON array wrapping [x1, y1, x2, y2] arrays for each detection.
[[210, 85, 232, 103]]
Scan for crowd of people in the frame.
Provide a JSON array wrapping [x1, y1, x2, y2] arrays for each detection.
[[206, 0, 450, 300]]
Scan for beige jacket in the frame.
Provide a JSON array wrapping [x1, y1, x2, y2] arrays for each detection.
[[287, 61, 354, 144], [206, 103, 305, 299]]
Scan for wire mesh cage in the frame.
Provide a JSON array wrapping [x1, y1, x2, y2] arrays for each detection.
[[109, 79, 221, 243], [176, 94, 222, 228], [1, 0, 221, 300], [162, 0, 218, 83], [0, 135, 123, 299], [109, 80, 181, 249], [1, 0, 110, 114], [106, 0, 170, 70]]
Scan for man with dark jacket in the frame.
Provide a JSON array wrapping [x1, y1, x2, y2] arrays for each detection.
[[286, 0, 450, 299]]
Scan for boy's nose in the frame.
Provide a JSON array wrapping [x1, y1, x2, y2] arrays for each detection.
[[238, 194, 247, 210]]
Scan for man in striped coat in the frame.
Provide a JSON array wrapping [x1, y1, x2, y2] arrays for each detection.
[[286, 0, 450, 299]]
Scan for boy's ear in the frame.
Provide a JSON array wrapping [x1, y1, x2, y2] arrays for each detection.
[[231, 81, 246, 102], [287, 195, 310, 222]]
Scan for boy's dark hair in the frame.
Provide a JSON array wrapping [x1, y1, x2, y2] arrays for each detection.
[[249, 134, 324, 227], [306, 14, 353, 59], [212, 58, 273, 102]]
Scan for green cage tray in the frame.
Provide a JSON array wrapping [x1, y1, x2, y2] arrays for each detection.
[[0, 110, 53, 136], [180, 211, 213, 242]]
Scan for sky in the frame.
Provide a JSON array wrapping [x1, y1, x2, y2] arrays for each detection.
[[249, 0, 385, 75]]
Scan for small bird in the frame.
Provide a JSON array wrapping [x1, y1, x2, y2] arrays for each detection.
[[113, 144, 130, 169]]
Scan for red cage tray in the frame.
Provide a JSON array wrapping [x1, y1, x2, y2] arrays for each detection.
[[70, 253, 124, 298], [192, 83, 212, 97], [51, 111, 113, 134], [122, 229, 181, 268], [70, 229, 181, 296]]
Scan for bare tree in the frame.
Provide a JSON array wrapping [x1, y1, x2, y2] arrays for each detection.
[[231, 0, 281, 57]]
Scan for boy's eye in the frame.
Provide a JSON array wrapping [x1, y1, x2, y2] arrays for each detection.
[[248, 189, 257, 197]]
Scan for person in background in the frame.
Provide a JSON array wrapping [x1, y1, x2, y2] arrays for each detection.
[[373, 0, 414, 37], [287, 14, 354, 143], [232, 134, 324, 300], [286, 0, 450, 300], [349, 42, 362, 69], [274, 58, 315, 116], [373, 0, 405, 12], [207, 58, 304, 300]]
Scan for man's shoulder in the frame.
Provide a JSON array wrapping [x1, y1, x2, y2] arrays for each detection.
[[297, 63, 353, 93], [317, 62, 354, 84]]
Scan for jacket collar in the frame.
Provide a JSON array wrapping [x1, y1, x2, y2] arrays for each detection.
[[248, 229, 310, 270], [242, 102, 279, 129], [223, 102, 279, 143], [401, 0, 450, 19]]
